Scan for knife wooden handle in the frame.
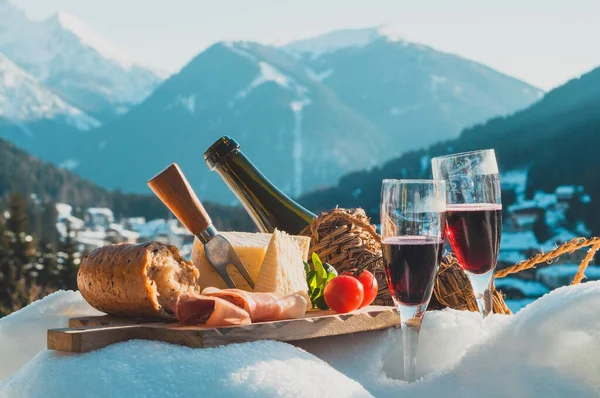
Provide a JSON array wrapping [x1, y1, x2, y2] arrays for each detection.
[[147, 163, 212, 236]]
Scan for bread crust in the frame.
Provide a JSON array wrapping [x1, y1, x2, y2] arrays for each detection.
[[77, 242, 197, 319]]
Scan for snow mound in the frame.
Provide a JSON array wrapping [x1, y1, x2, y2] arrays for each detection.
[[0, 291, 102, 381], [2, 283, 600, 397], [0, 340, 370, 398]]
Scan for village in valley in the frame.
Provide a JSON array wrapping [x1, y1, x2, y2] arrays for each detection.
[[54, 204, 196, 260]]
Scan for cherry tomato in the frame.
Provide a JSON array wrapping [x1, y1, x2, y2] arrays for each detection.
[[343, 269, 379, 308], [323, 275, 364, 313]]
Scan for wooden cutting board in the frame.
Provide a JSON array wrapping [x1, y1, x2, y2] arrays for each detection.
[[47, 305, 398, 353]]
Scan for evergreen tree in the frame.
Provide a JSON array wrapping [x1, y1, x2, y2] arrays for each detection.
[[36, 242, 60, 289], [6, 193, 31, 281], [0, 208, 10, 316], [58, 220, 79, 290], [533, 212, 552, 243], [27, 195, 43, 249], [1, 194, 34, 314], [41, 201, 59, 250]]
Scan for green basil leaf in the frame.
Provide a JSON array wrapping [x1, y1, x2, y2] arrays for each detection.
[[303, 261, 310, 275], [306, 270, 317, 290], [312, 252, 327, 287], [310, 286, 321, 301]]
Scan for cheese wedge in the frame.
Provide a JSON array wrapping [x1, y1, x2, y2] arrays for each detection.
[[192, 231, 310, 291], [254, 230, 310, 305]]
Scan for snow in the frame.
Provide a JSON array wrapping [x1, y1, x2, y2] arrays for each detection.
[[131, 219, 191, 247], [305, 67, 334, 82], [3, 284, 600, 396], [0, 291, 102, 381], [500, 169, 528, 191], [582, 194, 591, 204], [388, 104, 423, 116], [504, 298, 536, 313], [537, 265, 600, 289], [0, 1, 163, 111], [58, 159, 80, 170], [236, 62, 298, 99], [86, 207, 114, 219], [0, 53, 100, 129], [533, 191, 558, 208], [500, 230, 539, 251], [555, 185, 576, 197], [282, 25, 405, 59], [108, 223, 139, 242], [223, 41, 258, 62], [430, 74, 447, 93], [176, 94, 196, 114], [540, 228, 579, 252], [55, 203, 72, 219], [498, 250, 526, 264], [494, 277, 550, 297], [53, 11, 134, 69]]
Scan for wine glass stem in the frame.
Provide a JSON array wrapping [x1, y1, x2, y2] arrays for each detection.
[[468, 271, 494, 317], [402, 321, 419, 382], [397, 303, 426, 382]]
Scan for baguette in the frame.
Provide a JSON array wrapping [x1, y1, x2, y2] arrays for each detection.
[[77, 242, 200, 319]]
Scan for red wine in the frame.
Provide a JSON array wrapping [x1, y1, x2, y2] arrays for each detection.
[[382, 236, 444, 306], [446, 204, 502, 275]]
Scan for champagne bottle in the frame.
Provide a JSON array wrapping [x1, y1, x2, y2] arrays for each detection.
[[204, 136, 316, 235]]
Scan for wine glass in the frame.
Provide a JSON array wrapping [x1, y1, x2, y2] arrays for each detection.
[[431, 149, 502, 317], [380, 179, 446, 383]]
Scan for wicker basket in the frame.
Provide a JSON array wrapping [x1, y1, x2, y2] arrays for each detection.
[[300, 208, 600, 314]]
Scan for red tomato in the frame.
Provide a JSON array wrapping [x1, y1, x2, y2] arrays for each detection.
[[343, 269, 379, 308], [324, 275, 364, 314]]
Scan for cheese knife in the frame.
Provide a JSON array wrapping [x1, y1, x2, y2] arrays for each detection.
[[147, 163, 254, 289]]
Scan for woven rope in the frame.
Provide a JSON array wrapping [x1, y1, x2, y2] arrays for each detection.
[[494, 237, 600, 279], [301, 209, 600, 314]]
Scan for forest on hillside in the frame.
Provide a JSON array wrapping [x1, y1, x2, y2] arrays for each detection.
[[0, 193, 79, 317]]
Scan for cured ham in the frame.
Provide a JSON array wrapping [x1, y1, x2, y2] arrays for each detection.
[[170, 293, 251, 326], [201, 288, 308, 322], [169, 289, 309, 326]]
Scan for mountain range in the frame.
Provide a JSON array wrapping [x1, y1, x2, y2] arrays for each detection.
[[0, 4, 544, 203], [61, 27, 541, 202]]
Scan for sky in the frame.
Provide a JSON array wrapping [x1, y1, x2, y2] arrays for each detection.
[[12, 0, 600, 90]]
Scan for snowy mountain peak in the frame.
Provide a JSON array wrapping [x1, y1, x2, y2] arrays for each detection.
[[45, 11, 134, 69], [282, 25, 406, 59], [0, 52, 100, 129], [0, 1, 164, 120]]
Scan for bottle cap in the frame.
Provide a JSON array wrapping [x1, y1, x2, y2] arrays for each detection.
[[204, 136, 240, 170]]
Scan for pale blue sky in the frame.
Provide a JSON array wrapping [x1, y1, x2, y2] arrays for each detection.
[[12, 0, 600, 90]]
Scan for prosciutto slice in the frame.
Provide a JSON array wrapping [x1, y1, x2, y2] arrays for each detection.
[[201, 287, 308, 322], [170, 293, 251, 326]]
